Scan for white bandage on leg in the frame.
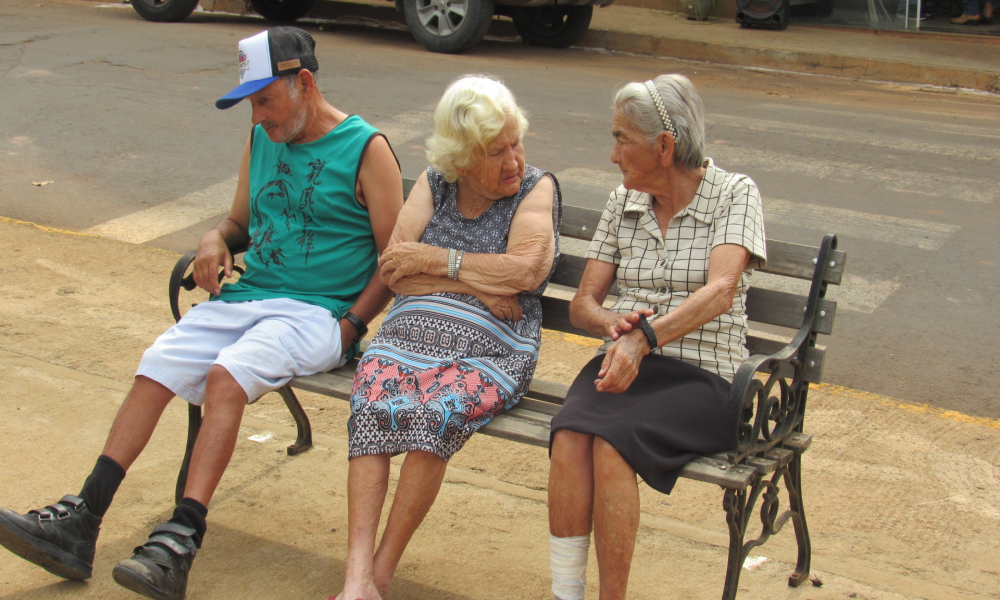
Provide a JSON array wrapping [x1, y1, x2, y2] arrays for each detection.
[[550, 534, 590, 600]]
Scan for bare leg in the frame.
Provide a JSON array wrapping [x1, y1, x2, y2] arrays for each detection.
[[181, 365, 248, 506], [372, 450, 447, 596], [548, 430, 596, 537], [592, 437, 639, 600], [338, 453, 391, 600], [102, 375, 175, 471]]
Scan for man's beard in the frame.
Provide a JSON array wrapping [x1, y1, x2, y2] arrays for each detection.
[[274, 100, 309, 144]]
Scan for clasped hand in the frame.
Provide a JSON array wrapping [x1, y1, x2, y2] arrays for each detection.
[[595, 308, 656, 393], [378, 242, 431, 287]]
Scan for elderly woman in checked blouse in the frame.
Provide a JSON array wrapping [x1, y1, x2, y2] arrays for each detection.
[[332, 75, 561, 600], [547, 74, 767, 600]]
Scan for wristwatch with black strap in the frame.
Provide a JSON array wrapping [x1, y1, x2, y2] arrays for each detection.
[[341, 312, 368, 347], [637, 314, 658, 353]]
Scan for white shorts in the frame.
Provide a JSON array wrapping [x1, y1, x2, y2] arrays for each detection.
[[137, 298, 345, 406]]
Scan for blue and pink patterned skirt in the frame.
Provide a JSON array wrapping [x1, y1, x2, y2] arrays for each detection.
[[347, 294, 540, 460]]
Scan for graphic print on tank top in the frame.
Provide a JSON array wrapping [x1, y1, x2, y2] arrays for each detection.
[[250, 156, 327, 268]]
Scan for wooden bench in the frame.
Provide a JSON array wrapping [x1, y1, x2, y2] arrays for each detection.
[[168, 177, 846, 600]]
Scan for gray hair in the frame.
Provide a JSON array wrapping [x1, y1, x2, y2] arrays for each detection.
[[281, 73, 300, 99], [426, 74, 530, 183], [613, 74, 705, 170]]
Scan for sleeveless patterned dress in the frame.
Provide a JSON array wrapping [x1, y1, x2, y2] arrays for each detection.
[[348, 165, 561, 460]]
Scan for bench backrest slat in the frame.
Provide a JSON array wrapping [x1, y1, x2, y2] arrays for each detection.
[[558, 205, 846, 285], [537, 297, 829, 382], [762, 240, 846, 285], [746, 336, 825, 382], [745, 288, 837, 334], [547, 268, 837, 335]]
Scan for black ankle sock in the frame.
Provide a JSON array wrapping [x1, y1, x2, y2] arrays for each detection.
[[169, 498, 208, 548], [78, 455, 126, 518]]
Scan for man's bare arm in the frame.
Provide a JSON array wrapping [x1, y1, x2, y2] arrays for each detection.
[[339, 135, 404, 348], [193, 134, 253, 295]]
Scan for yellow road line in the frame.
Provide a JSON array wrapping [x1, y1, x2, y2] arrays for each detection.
[[0, 215, 102, 238], [1, 215, 178, 256], [814, 383, 1000, 430]]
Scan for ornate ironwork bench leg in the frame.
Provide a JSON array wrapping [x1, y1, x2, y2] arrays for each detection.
[[277, 385, 312, 456], [721, 487, 750, 600], [174, 404, 203, 505], [784, 450, 812, 587]]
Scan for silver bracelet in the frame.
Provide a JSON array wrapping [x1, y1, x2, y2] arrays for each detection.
[[447, 248, 457, 280], [453, 250, 464, 281]]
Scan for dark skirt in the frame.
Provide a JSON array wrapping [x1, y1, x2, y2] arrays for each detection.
[[550, 353, 731, 494]]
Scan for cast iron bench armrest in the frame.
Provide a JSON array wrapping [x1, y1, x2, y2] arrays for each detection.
[[168, 243, 250, 323], [725, 234, 839, 462]]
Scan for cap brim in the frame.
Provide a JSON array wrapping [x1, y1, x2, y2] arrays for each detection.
[[215, 76, 279, 110]]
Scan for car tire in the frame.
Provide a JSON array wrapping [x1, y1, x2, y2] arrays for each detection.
[[511, 5, 592, 48], [404, 0, 495, 54], [130, 0, 200, 22], [248, 0, 317, 21]]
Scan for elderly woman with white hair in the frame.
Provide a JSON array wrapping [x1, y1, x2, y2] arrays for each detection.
[[333, 74, 561, 600], [547, 74, 766, 600]]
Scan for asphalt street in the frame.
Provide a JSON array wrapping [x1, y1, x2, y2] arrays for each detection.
[[2, 0, 998, 417]]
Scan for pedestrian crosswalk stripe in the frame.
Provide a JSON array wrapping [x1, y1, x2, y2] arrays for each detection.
[[708, 146, 992, 204], [84, 177, 238, 244], [765, 198, 958, 251], [373, 104, 437, 146], [748, 103, 1000, 142], [80, 108, 437, 245], [554, 167, 960, 251], [711, 114, 994, 162]]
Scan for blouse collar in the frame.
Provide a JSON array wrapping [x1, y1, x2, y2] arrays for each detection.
[[622, 158, 719, 225]]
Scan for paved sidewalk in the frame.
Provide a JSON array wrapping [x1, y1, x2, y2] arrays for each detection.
[[582, 6, 1000, 91], [219, 0, 1000, 91]]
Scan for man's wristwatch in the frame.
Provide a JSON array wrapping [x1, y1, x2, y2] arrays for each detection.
[[342, 312, 368, 347]]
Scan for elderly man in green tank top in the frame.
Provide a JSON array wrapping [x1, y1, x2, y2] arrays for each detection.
[[0, 27, 403, 600]]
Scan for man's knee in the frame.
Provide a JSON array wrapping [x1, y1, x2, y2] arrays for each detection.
[[203, 365, 249, 408]]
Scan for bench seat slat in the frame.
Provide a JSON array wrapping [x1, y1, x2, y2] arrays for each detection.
[[676, 456, 758, 489], [783, 432, 812, 452], [526, 379, 571, 406], [517, 397, 563, 416], [480, 413, 551, 447], [287, 368, 783, 491], [290, 371, 354, 399]]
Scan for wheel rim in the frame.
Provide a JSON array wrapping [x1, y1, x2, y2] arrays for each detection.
[[414, 0, 468, 36]]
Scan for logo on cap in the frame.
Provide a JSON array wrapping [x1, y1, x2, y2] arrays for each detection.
[[238, 50, 249, 79]]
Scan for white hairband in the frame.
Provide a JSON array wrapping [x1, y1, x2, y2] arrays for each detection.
[[644, 80, 678, 141]]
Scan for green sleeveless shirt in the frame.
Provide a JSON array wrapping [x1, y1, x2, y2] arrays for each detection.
[[217, 116, 381, 324]]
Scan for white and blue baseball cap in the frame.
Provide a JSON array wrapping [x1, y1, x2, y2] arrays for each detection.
[[216, 27, 319, 110]]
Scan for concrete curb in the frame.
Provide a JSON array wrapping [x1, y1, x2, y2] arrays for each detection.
[[199, 0, 1000, 92], [577, 28, 1000, 92]]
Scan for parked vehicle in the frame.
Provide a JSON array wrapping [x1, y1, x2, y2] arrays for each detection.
[[128, 0, 612, 53]]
